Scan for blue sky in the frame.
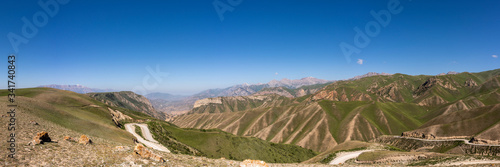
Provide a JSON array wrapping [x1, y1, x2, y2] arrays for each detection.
[[1, 0, 499, 95]]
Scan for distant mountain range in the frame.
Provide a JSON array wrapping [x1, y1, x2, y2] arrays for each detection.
[[40, 72, 394, 115], [148, 77, 334, 115], [172, 69, 500, 152], [39, 84, 115, 94], [145, 92, 187, 101], [437, 71, 459, 76], [347, 72, 392, 80]]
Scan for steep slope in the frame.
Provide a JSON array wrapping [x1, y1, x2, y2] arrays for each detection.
[[87, 91, 165, 120], [172, 98, 426, 152], [405, 75, 500, 141], [172, 69, 500, 152], [0, 88, 149, 144]]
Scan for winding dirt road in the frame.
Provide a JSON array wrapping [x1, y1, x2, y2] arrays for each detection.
[[125, 123, 171, 153], [329, 150, 373, 165]]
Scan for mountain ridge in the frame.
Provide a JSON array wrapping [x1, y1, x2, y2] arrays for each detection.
[[39, 84, 115, 94], [172, 68, 500, 152]]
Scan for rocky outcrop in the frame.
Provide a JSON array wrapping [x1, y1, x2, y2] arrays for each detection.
[[79, 135, 92, 145], [108, 108, 132, 128], [401, 132, 436, 139], [465, 78, 478, 87], [414, 77, 440, 96], [193, 97, 223, 108], [240, 159, 268, 167], [29, 131, 52, 145], [133, 144, 165, 162]]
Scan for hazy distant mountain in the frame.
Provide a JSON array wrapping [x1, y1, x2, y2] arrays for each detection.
[[347, 72, 392, 80], [438, 71, 459, 76], [145, 92, 187, 101], [149, 77, 333, 115], [39, 84, 115, 94], [194, 77, 332, 99], [267, 77, 332, 88]]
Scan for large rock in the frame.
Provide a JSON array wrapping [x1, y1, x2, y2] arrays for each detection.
[[79, 135, 92, 145], [108, 108, 132, 128], [29, 131, 51, 145], [133, 144, 165, 162]]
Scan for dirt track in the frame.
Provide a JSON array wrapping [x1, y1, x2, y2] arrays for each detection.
[[125, 123, 171, 153], [329, 150, 373, 165]]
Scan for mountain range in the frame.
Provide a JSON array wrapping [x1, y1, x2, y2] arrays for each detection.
[[149, 73, 396, 115], [171, 69, 500, 152], [39, 84, 115, 94]]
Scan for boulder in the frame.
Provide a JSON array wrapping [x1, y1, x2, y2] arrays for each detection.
[[79, 135, 92, 145], [29, 131, 51, 145], [30, 120, 39, 125], [240, 159, 268, 167], [133, 144, 165, 162]]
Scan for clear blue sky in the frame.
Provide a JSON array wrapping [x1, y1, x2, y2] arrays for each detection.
[[1, 0, 499, 95]]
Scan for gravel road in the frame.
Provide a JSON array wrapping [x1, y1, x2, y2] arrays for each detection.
[[125, 123, 171, 153]]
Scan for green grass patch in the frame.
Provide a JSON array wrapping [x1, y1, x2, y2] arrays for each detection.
[[134, 125, 143, 139], [148, 121, 317, 163]]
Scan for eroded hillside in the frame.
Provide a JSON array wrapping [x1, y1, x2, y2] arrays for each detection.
[[172, 69, 500, 152]]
